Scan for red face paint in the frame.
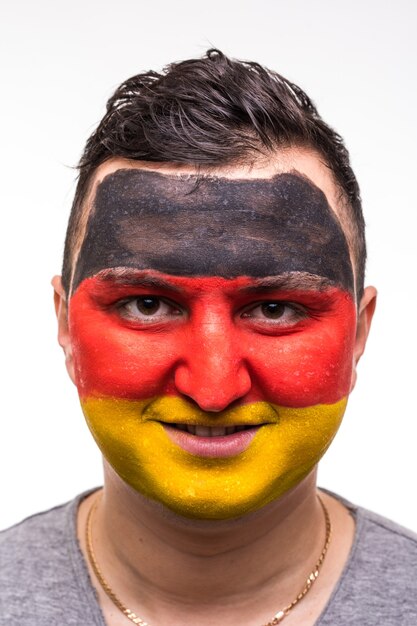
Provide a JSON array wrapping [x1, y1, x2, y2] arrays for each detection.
[[69, 271, 356, 409]]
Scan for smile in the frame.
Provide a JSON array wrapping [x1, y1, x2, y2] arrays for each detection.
[[162, 423, 263, 457]]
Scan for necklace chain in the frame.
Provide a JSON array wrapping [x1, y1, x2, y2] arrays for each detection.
[[85, 492, 331, 626]]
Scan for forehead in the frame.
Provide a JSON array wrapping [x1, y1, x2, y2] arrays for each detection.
[[72, 168, 354, 294]]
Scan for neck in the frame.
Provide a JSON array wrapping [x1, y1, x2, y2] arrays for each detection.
[[81, 465, 331, 624]]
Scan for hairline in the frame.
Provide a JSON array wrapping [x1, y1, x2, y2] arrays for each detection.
[[67, 153, 361, 301]]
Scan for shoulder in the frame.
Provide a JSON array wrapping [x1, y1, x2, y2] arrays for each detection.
[[0, 490, 101, 625], [326, 489, 417, 559], [348, 501, 417, 572], [1, 497, 73, 539], [358, 505, 417, 547], [319, 492, 417, 626], [0, 498, 74, 574]]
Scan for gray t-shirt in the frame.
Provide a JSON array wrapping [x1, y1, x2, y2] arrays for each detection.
[[1, 489, 417, 625]]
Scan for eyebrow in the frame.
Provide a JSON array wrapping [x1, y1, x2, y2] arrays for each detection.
[[240, 272, 334, 293], [91, 268, 335, 294], [94, 268, 182, 292]]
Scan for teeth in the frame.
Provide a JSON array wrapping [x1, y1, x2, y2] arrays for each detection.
[[211, 427, 227, 436], [195, 426, 212, 437], [175, 424, 249, 437]]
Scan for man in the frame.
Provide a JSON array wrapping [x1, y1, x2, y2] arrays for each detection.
[[1, 49, 416, 625]]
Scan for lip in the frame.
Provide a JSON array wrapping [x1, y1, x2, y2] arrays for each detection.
[[163, 424, 262, 457]]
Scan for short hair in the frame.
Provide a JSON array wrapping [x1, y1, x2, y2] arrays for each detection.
[[62, 49, 366, 298]]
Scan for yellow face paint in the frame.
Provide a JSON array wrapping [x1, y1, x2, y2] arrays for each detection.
[[81, 395, 347, 520]]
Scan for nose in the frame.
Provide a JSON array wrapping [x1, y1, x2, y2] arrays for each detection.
[[174, 314, 251, 412]]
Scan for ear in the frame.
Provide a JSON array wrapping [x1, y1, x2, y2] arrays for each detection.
[[52, 275, 77, 385], [350, 286, 377, 391]]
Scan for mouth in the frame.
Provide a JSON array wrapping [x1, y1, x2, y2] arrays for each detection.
[[162, 423, 264, 458]]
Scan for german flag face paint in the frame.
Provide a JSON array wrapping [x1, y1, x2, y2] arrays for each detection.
[[68, 169, 357, 519]]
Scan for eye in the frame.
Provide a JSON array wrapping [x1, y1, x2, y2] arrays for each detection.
[[241, 301, 307, 326], [117, 296, 183, 322]]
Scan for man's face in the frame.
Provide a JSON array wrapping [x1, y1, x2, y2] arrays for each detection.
[[63, 154, 368, 520]]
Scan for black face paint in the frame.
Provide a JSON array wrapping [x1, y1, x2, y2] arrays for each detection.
[[72, 169, 354, 293]]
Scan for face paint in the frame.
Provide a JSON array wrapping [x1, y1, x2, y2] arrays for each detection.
[[81, 396, 347, 519], [69, 170, 357, 520], [72, 170, 354, 292]]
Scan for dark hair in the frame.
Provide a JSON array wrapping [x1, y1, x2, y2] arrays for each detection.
[[62, 49, 366, 297]]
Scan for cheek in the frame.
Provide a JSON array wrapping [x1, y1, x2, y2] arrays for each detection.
[[69, 297, 180, 399], [245, 302, 357, 407]]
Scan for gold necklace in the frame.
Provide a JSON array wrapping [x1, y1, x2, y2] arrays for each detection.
[[85, 492, 331, 626]]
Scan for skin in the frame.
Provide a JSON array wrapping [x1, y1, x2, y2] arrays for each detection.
[[53, 150, 376, 625]]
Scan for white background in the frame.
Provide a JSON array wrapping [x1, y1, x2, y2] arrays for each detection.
[[1, 0, 416, 531]]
